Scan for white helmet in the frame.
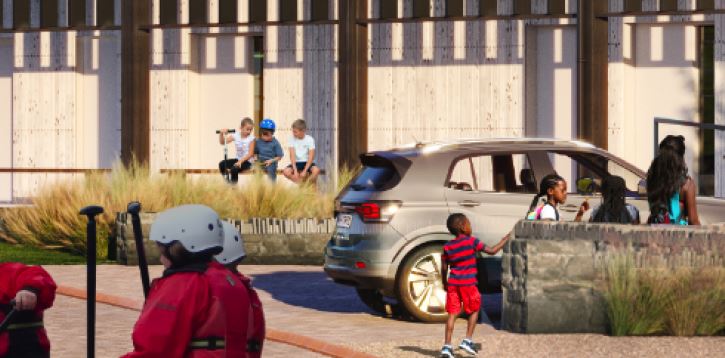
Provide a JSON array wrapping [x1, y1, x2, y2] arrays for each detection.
[[149, 204, 224, 254], [215, 221, 247, 264]]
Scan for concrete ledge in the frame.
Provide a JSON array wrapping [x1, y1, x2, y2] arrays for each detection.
[[115, 213, 334, 266], [502, 221, 725, 334]]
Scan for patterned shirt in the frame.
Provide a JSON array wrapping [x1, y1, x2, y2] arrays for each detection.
[[442, 235, 485, 287]]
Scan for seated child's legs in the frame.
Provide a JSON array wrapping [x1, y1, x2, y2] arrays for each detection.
[[265, 165, 277, 181], [282, 166, 296, 181]]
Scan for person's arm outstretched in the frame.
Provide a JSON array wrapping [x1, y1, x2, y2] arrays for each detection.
[[482, 233, 511, 255]]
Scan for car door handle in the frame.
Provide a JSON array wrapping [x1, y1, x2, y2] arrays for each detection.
[[459, 200, 481, 207], [560, 204, 579, 212]]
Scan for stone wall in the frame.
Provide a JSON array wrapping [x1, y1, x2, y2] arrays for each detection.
[[115, 213, 334, 266], [502, 221, 725, 334]]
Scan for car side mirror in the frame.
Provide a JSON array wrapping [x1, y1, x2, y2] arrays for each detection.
[[638, 179, 647, 196]]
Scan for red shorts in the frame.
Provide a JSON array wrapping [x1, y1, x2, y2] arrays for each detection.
[[445, 285, 481, 315]]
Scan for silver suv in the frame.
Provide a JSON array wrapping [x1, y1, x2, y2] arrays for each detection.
[[324, 138, 725, 322]]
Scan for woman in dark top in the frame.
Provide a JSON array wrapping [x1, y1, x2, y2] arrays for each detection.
[[645, 135, 700, 225], [590, 175, 640, 224]]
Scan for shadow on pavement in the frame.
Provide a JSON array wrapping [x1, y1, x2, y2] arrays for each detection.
[[398, 346, 440, 356], [249, 270, 375, 314], [249, 270, 503, 327]]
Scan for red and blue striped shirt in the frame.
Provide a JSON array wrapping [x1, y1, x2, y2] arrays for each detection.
[[442, 235, 485, 287]]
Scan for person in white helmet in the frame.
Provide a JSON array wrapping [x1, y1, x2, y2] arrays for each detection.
[[214, 221, 266, 358], [122, 205, 255, 358]]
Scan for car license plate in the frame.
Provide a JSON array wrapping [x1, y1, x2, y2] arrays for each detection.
[[336, 214, 352, 229]]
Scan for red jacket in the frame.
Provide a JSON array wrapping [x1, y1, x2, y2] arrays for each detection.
[[232, 271, 265, 358], [122, 262, 256, 358], [0, 263, 57, 356]]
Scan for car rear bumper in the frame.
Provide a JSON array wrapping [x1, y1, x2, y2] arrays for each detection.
[[324, 241, 396, 294]]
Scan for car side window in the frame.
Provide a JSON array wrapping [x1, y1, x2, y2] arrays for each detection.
[[546, 152, 605, 194], [447, 153, 536, 193]]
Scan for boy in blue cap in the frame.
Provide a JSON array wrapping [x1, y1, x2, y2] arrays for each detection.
[[254, 119, 284, 181]]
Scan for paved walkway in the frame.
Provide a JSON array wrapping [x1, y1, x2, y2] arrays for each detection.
[[43, 265, 725, 357]]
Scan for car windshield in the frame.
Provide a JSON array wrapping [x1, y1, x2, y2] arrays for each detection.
[[349, 166, 397, 191]]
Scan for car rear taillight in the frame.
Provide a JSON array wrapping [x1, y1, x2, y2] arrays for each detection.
[[354, 201, 401, 222]]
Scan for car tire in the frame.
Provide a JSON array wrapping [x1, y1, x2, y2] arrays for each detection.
[[356, 288, 396, 315], [397, 244, 448, 323]]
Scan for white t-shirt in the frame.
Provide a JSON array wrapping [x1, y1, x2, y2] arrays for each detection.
[[233, 132, 255, 160], [539, 204, 560, 221], [288, 134, 316, 163]]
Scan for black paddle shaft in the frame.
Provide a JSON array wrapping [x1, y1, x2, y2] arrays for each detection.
[[0, 300, 17, 332], [127, 202, 150, 299], [80, 205, 103, 358]]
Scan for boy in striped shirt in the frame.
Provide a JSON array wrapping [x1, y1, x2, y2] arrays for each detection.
[[440, 213, 510, 358]]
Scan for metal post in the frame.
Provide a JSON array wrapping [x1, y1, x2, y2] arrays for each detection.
[[80, 205, 104, 358], [127, 202, 151, 298]]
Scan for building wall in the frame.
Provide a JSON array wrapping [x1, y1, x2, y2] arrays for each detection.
[[0, 0, 122, 200], [150, 0, 339, 172], [1, 0, 724, 201], [608, 0, 725, 197]]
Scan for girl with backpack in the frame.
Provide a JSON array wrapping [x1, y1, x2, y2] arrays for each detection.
[[646, 135, 700, 225], [526, 174, 590, 221], [589, 175, 640, 224]]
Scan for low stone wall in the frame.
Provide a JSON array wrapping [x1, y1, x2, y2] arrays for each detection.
[[115, 213, 334, 265], [502, 221, 725, 334]]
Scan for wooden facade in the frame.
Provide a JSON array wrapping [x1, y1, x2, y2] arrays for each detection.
[[1, 0, 724, 201]]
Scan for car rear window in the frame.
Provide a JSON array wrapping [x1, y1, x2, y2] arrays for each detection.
[[349, 166, 399, 191]]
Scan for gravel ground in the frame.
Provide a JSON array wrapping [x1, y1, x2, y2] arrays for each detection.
[[347, 334, 725, 358]]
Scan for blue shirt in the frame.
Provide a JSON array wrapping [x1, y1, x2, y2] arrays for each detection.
[[254, 138, 284, 162]]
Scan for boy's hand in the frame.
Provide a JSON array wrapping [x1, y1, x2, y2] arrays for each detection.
[[221, 129, 228, 135], [264, 159, 273, 167], [301, 171, 308, 178], [233, 161, 241, 168], [14, 290, 38, 311]]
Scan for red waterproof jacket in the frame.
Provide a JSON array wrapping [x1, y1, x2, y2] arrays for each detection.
[[232, 271, 265, 358], [0, 263, 57, 357], [122, 262, 258, 358]]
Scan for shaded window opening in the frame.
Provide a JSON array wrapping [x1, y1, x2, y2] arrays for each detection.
[[697, 0, 715, 10], [97, 0, 115, 27], [249, 0, 267, 23], [446, 0, 463, 17], [13, 0, 30, 29], [548, 0, 566, 14], [160, 0, 178, 25], [189, 0, 207, 25], [379, 0, 397, 19], [659, 0, 678, 11], [623, 0, 641, 12], [219, 0, 237, 24], [479, 0, 497, 17], [412, 0, 429, 18], [311, 0, 329, 21], [68, 0, 86, 27], [279, 0, 297, 22], [514, 0, 531, 15], [41, 0, 59, 28], [699, 26, 715, 196]]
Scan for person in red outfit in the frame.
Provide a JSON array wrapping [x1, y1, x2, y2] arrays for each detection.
[[0, 262, 57, 358], [214, 221, 266, 358], [122, 205, 256, 358]]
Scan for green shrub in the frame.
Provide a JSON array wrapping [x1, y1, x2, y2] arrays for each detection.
[[0, 160, 355, 258], [605, 254, 725, 336]]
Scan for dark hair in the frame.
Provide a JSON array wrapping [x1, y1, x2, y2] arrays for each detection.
[[526, 174, 565, 216], [160, 241, 217, 268], [592, 175, 632, 223], [446, 213, 467, 236], [646, 136, 688, 222]]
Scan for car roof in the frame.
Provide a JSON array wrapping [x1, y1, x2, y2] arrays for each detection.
[[385, 137, 597, 154]]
